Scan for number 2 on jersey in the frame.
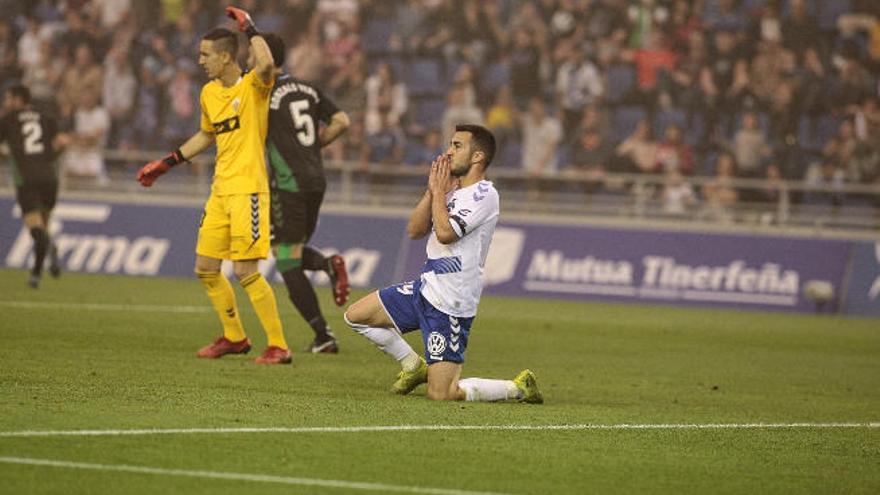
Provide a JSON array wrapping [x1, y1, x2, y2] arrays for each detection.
[[22, 120, 45, 155], [288, 100, 315, 146]]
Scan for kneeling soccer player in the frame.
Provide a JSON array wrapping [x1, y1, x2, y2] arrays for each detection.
[[344, 124, 542, 403]]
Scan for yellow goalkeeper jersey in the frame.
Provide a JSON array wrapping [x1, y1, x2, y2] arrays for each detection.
[[200, 70, 274, 195]]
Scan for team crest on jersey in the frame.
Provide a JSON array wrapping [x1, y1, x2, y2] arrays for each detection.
[[427, 332, 446, 358], [232, 97, 240, 113]]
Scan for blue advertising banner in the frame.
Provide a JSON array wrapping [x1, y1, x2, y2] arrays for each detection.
[[841, 241, 880, 317], [0, 196, 407, 289], [3, 195, 875, 316], [402, 222, 854, 313]]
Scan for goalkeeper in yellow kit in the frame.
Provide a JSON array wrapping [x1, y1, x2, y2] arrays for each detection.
[[137, 6, 291, 364]]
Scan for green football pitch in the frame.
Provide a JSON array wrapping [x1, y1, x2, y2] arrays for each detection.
[[0, 269, 877, 494]]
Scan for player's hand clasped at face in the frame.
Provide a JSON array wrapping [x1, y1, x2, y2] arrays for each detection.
[[428, 154, 458, 196]]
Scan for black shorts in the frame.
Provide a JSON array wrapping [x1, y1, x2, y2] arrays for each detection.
[[270, 189, 325, 245], [16, 181, 58, 214]]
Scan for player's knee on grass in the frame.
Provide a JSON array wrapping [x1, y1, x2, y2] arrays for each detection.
[[426, 362, 464, 401], [426, 379, 462, 401]]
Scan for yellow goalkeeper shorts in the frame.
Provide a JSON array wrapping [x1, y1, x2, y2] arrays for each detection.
[[196, 192, 270, 260]]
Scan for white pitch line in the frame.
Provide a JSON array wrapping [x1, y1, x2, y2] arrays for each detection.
[[0, 456, 511, 495], [1, 423, 877, 438], [0, 300, 210, 314]]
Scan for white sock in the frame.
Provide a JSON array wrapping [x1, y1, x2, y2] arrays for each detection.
[[458, 378, 521, 402], [345, 315, 415, 362]]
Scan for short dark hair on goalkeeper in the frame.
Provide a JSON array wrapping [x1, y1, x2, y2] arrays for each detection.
[[5, 84, 31, 105], [202, 28, 238, 59], [262, 33, 285, 68], [455, 124, 496, 168]]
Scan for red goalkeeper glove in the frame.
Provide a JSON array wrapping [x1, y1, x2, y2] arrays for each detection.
[[226, 6, 259, 38], [136, 149, 186, 187]]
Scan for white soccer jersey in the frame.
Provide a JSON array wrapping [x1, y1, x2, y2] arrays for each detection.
[[419, 180, 499, 317]]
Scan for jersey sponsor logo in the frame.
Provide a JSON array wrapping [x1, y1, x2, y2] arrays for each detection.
[[427, 332, 447, 358], [212, 115, 240, 135]]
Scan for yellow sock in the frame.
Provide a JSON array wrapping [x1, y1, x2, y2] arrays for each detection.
[[197, 271, 247, 342], [240, 272, 288, 350]]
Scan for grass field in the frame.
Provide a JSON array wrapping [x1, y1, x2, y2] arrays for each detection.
[[0, 268, 878, 494]]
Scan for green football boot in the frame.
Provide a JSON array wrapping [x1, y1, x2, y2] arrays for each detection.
[[513, 369, 544, 404], [391, 358, 428, 395]]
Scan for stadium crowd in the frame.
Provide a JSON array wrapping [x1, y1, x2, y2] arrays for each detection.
[[1, 0, 879, 212]]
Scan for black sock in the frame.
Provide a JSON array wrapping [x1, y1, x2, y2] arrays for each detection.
[[280, 266, 328, 339], [29, 227, 49, 276], [302, 245, 328, 273]]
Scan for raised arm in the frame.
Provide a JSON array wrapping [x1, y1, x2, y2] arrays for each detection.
[[226, 6, 273, 85]]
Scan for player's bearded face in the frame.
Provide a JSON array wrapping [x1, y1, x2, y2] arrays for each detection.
[[449, 133, 473, 177]]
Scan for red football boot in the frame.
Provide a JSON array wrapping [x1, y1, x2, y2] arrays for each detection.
[[254, 346, 292, 364], [197, 336, 251, 359], [328, 254, 350, 306]]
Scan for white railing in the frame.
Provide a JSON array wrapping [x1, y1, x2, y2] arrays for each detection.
[[7, 149, 876, 235]]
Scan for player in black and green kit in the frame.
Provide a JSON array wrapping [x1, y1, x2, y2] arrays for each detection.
[[0, 84, 68, 288], [261, 34, 351, 353]]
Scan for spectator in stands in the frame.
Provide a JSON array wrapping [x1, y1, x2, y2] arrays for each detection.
[[363, 112, 406, 166], [441, 86, 484, 147], [328, 50, 367, 118], [485, 85, 517, 164], [795, 47, 830, 119], [555, 45, 604, 139], [782, 0, 822, 59], [508, 27, 544, 108], [131, 58, 161, 151], [624, 30, 678, 112], [103, 46, 137, 149], [701, 151, 739, 219], [732, 112, 772, 178], [287, 16, 324, 83], [834, 52, 875, 111], [566, 128, 612, 193], [572, 103, 611, 143], [17, 15, 46, 73], [655, 123, 695, 175], [0, 20, 23, 90], [699, 28, 746, 139], [59, 43, 103, 119], [22, 39, 64, 108], [520, 97, 562, 178], [60, 90, 110, 184], [365, 61, 408, 136], [804, 158, 845, 206], [661, 168, 698, 216], [161, 62, 199, 154], [614, 119, 657, 174], [404, 129, 443, 168]]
